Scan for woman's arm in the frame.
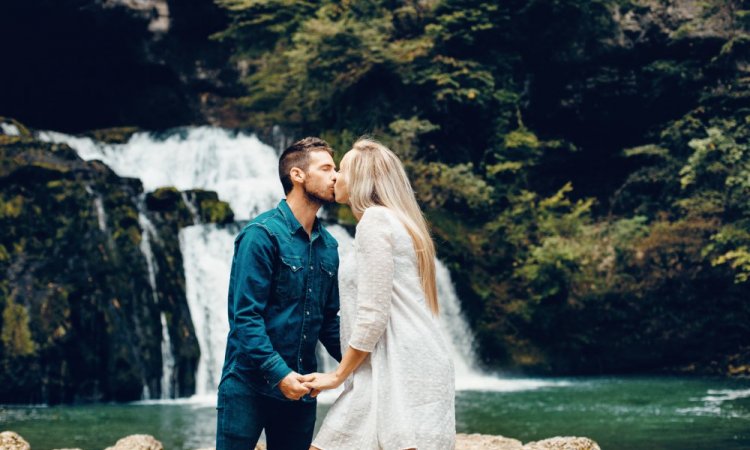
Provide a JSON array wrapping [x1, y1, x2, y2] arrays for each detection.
[[303, 345, 369, 396], [303, 207, 395, 395]]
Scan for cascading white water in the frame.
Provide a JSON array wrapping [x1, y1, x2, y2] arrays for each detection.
[[180, 192, 201, 224], [38, 127, 282, 220], [1, 122, 21, 136], [137, 211, 177, 399], [179, 224, 239, 400], [43, 126, 568, 402]]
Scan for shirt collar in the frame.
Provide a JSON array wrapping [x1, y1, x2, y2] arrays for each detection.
[[278, 199, 320, 237]]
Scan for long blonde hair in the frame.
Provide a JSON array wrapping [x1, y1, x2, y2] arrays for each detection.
[[343, 138, 439, 315]]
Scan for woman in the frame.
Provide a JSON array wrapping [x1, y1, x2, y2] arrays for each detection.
[[304, 138, 456, 450]]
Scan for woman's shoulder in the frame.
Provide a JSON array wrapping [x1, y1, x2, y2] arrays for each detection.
[[359, 205, 397, 227]]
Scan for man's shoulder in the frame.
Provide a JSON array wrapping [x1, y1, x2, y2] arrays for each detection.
[[236, 207, 284, 242], [251, 206, 284, 226]]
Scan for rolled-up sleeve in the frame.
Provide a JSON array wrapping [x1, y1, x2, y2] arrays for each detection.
[[348, 208, 394, 352], [232, 225, 291, 387]]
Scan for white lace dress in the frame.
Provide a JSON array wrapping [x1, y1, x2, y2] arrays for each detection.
[[312, 206, 456, 450]]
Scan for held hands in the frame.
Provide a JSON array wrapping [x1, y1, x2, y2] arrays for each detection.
[[278, 371, 315, 400], [302, 372, 343, 398]]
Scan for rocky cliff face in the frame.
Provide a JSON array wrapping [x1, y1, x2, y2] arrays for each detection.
[[0, 0, 243, 132], [0, 118, 233, 403]]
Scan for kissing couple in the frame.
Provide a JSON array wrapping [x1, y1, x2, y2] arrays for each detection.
[[216, 137, 456, 450]]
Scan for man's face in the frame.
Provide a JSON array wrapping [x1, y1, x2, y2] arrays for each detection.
[[302, 150, 337, 204]]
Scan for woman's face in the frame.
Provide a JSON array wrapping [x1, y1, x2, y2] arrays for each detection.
[[334, 151, 352, 204]]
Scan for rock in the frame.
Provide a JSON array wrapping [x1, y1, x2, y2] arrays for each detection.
[[452, 434, 601, 450], [0, 128, 202, 403], [0, 431, 30, 450], [186, 435, 602, 450], [104, 434, 163, 450], [523, 436, 601, 450], [0, 0, 243, 132], [456, 433, 524, 449]]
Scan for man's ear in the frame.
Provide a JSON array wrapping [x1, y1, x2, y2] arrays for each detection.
[[290, 167, 305, 183]]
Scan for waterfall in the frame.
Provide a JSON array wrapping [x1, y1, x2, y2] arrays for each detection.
[[159, 313, 176, 399], [180, 191, 201, 224], [137, 210, 177, 399], [138, 212, 160, 305], [179, 224, 237, 399], [85, 185, 109, 232], [1, 122, 21, 136], [43, 126, 566, 402], [38, 127, 282, 220]]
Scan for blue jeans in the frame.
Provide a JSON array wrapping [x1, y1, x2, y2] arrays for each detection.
[[216, 375, 317, 450]]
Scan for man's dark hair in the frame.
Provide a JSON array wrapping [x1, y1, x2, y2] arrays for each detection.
[[278, 137, 334, 194]]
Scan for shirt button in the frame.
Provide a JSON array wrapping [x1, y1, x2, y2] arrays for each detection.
[[306, 311, 310, 315], [299, 357, 303, 362], [308, 288, 312, 292], [310, 265, 313, 270], [303, 334, 307, 339]]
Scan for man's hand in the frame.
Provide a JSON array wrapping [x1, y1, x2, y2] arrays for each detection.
[[278, 371, 313, 400], [302, 372, 343, 398]]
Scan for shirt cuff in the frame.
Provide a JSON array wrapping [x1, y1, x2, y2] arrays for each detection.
[[348, 332, 377, 353], [260, 353, 292, 388]]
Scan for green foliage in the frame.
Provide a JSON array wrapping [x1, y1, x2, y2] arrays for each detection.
[[409, 161, 493, 212], [676, 122, 750, 283], [210, 0, 750, 375], [0, 194, 24, 219], [1, 300, 36, 358]]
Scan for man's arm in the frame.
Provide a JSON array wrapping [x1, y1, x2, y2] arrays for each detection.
[[318, 273, 342, 362], [233, 225, 309, 399]]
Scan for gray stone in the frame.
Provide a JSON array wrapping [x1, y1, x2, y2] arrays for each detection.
[[456, 433, 524, 449], [0, 432, 30, 450], [523, 436, 602, 450], [104, 434, 163, 450]]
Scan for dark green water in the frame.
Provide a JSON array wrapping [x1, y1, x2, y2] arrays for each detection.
[[1, 376, 749, 449]]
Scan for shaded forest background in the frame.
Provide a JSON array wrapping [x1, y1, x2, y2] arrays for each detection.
[[211, 0, 750, 375], [1, 0, 749, 403]]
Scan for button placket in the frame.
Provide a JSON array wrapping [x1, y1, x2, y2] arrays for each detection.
[[297, 240, 314, 373]]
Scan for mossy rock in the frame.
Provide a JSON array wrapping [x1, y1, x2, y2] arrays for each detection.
[[83, 127, 140, 144], [0, 117, 32, 138], [200, 198, 234, 224], [145, 187, 182, 211]]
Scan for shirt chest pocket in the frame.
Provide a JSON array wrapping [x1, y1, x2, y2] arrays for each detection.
[[276, 255, 306, 302], [319, 260, 336, 299]]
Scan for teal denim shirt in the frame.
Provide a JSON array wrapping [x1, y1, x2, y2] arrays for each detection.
[[220, 200, 341, 402]]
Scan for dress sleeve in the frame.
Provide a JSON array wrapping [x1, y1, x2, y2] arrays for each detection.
[[348, 207, 395, 352]]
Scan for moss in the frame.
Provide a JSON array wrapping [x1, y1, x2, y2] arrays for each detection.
[[0, 194, 24, 219], [200, 199, 234, 224], [504, 128, 541, 150], [83, 127, 140, 144], [1, 300, 37, 358]]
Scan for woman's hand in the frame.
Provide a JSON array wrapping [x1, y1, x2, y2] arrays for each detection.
[[302, 372, 343, 397]]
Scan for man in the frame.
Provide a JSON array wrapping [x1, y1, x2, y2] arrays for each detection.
[[216, 137, 342, 450]]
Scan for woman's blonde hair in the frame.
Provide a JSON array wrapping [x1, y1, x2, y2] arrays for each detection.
[[344, 138, 439, 315]]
